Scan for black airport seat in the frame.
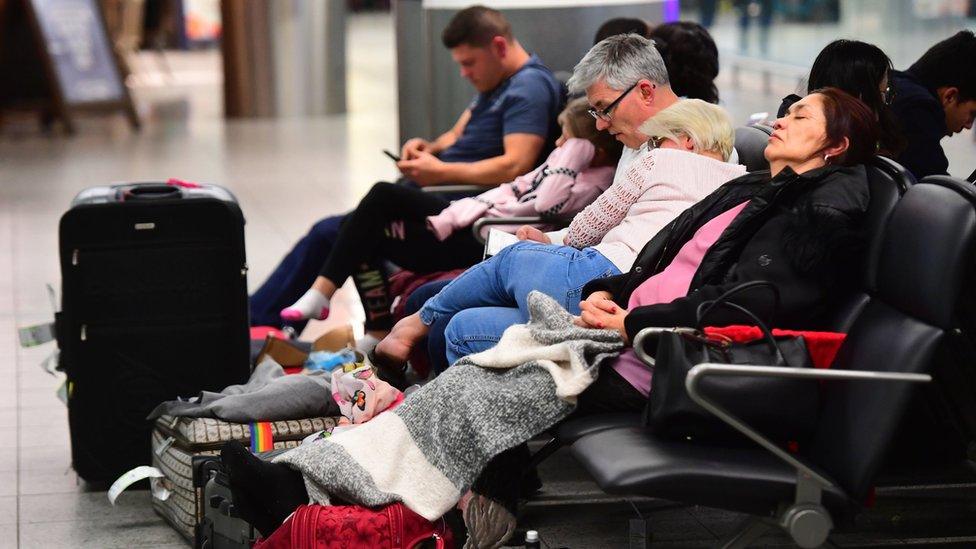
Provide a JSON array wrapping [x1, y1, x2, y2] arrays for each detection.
[[571, 178, 976, 548], [828, 156, 914, 332], [732, 125, 771, 172]]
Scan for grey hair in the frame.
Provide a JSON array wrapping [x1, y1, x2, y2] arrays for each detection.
[[567, 33, 670, 94]]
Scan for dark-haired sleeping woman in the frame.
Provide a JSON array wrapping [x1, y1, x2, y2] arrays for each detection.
[[216, 89, 881, 546], [777, 39, 904, 156]]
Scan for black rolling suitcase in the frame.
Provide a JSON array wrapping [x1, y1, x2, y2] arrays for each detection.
[[57, 181, 251, 483]]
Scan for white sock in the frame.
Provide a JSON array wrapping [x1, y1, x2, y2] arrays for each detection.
[[281, 288, 330, 321]]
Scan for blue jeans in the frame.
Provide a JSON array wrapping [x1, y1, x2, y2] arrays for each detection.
[[420, 241, 620, 362]]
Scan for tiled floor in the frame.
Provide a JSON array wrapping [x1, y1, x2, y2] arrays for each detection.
[[2, 10, 976, 549]]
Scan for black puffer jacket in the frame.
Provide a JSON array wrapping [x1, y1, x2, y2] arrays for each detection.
[[582, 164, 870, 341], [889, 70, 950, 179]]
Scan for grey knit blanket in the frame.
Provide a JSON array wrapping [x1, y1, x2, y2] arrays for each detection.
[[274, 292, 624, 520]]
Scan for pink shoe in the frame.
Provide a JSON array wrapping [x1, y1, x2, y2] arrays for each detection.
[[279, 306, 329, 322]]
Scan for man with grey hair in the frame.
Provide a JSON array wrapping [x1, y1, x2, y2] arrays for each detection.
[[568, 33, 679, 154], [516, 33, 686, 245]]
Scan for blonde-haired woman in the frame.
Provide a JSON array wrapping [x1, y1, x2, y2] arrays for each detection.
[[374, 99, 747, 369]]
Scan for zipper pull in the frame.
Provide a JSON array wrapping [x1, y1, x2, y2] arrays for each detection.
[[71, 249, 79, 266], [80, 325, 87, 341]]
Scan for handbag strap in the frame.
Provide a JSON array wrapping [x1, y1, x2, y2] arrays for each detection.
[[695, 280, 780, 327], [705, 300, 790, 366], [695, 281, 790, 367]]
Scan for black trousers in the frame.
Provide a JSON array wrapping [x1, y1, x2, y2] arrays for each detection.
[[319, 182, 485, 330]]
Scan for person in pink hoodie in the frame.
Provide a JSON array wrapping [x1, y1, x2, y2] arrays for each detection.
[[280, 98, 623, 334]]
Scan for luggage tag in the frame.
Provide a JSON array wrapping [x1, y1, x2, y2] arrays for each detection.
[[18, 322, 56, 348], [56, 379, 69, 406], [108, 466, 171, 505], [18, 282, 57, 347], [18, 284, 61, 375]]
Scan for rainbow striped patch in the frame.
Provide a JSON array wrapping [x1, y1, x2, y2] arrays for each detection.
[[250, 422, 274, 453]]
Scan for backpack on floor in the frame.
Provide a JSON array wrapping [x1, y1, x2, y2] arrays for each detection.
[[254, 503, 454, 549]]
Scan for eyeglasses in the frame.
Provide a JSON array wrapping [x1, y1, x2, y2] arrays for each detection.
[[646, 136, 665, 149], [588, 82, 640, 122], [883, 84, 896, 106]]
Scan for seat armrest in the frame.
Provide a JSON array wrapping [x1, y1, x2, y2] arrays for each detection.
[[685, 363, 931, 496], [421, 185, 484, 195]]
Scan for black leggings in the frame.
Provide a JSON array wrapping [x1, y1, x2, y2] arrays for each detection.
[[320, 182, 485, 330]]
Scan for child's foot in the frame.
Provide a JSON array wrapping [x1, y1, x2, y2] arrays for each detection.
[[280, 288, 330, 322], [220, 441, 309, 535]]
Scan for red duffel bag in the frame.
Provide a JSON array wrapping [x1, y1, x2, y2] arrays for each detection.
[[254, 503, 454, 549]]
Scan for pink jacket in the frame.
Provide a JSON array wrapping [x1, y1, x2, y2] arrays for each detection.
[[426, 138, 616, 241]]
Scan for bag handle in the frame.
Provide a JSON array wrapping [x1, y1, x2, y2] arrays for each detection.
[[119, 184, 182, 201], [695, 281, 790, 367], [695, 280, 780, 327]]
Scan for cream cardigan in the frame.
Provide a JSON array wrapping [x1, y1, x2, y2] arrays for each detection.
[[564, 147, 747, 272]]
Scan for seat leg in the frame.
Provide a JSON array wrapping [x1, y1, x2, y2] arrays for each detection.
[[628, 517, 652, 549], [718, 515, 772, 549], [527, 436, 562, 469]]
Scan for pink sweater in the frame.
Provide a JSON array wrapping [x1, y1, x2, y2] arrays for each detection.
[[426, 138, 615, 241], [564, 148, 747, 273], [612, 200, 752, 396]]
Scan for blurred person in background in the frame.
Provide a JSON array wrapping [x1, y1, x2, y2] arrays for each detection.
[[889, 30, 976, 179], [777, 39, 904, 157], [649, 21, 720, 103]]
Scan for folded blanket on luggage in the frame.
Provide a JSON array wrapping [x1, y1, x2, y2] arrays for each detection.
[[147, 358, 338, 422], [274, 292, 624, 520]]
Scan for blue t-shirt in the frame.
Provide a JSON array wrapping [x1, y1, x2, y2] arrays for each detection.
[[439, 55, 565, 166]]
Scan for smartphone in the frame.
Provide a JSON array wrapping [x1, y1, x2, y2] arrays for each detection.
[[383, 149, 401, 162]]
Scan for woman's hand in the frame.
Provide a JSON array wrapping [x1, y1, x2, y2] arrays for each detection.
[[582, 290, 613, 306], [515, 225, 551, 244], [579, 297, 630, 344]]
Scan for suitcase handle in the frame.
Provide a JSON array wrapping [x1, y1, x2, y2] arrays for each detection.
[[119, 184, 182, 201]]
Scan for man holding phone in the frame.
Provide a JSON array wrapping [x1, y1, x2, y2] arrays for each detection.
[[394, 6, 564, 187], [249, 5, 564, 335]]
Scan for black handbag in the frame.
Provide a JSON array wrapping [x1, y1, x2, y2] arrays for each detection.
[[642, 281, 821, 443]]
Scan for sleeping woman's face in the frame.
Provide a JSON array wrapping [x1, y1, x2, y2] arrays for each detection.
[[765, 93, 831, 166]]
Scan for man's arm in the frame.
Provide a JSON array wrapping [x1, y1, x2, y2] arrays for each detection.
[[428, 110, 471, 155], [398, 132, 544, 187], [401, 110, 472, 160], [440, 133, 544, 186]]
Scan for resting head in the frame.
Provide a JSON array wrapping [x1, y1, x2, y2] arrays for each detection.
[[808, 40, 894, 112], [567, 33, 679, 149], [907, 30, 976, 135], [804, 39, 902, 153], [647, 21, 720, 103], [556, 97, 625, 167], [636, 99, 735, 162], [766, 88, 880, 177]]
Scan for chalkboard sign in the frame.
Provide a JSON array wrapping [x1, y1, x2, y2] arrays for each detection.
[[23, 0, 139, 131]]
